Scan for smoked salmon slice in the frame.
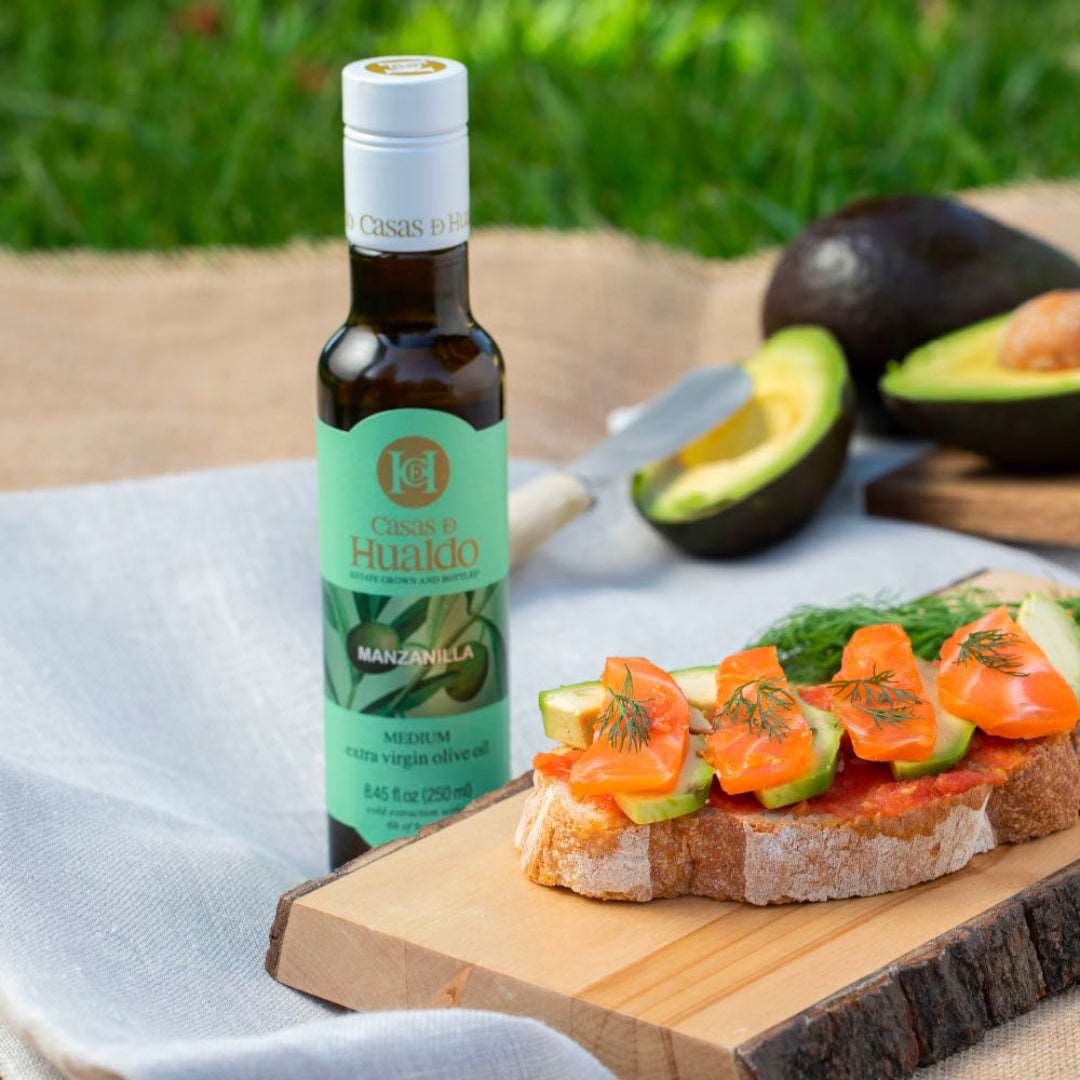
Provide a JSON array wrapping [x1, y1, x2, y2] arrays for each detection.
[[937, 606, 1080, 738], [828, 624, 936, 761], [569, 657, 689, 796], [705, 646, 813, 794]]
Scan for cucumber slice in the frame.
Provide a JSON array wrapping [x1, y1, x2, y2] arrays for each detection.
[[614, 736, 714, 824], [1018, 592, 1080, 698], [669, 665, 719, 711], [891, 710, 974, 779], [754, 694, 842, 809], [890, 659, 974, 779]]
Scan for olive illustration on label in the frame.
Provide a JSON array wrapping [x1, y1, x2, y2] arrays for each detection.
[[447, 642, 489, 702], [346, 623, 400, 674]]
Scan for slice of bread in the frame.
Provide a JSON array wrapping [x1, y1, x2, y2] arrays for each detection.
[[515, 733, 1080, 905]]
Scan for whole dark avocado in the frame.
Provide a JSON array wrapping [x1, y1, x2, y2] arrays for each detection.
[[763, 195, 1080, 392]]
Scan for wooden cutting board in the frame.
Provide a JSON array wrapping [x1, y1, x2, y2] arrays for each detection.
[[867, 448, 1080, 547], [267, 569, 1080, 1080]]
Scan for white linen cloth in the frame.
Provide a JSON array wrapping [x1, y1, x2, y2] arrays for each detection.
[[1, 442, 1077, 1079]]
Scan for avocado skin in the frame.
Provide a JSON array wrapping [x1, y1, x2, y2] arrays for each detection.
[[763, 195, 1080, 387], [882, 389, 1080, 469], [637, 384, 855, 558]]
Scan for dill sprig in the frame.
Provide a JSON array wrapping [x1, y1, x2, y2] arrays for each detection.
[[827, 667, 920, 727], [957, 629, 1029, 676], [748, 590, 1080, 686], [595, 665, 654, 752], [715, 677, 796, 741]]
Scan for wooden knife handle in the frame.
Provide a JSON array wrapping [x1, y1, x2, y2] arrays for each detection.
[[509, 472, 595, 570]]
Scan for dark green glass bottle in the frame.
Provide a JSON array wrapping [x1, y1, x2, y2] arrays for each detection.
[[318, 57, 510, 868]]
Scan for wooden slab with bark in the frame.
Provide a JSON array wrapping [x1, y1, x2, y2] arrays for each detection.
[[266, 569, 1080, 1080]]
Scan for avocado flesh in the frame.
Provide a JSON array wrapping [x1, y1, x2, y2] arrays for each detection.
[[632, 328, 854, 557], [754, 696, 842, 810], [540, 681, 606, 749], [890, 659, 974, 780], [541, 668, 718, 750], [763, 194, 1080, 385], [614, 736, 714, 825], [880, 316, 1080, 467], [881, 316, 1080, 402], [638, 328, 847, 522], [1017, 593, 1080, 699]]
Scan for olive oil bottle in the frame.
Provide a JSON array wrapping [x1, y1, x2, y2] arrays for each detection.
[[318, 57, 509, 868]]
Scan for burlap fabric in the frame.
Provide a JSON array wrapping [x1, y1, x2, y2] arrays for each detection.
[[2, 181, 1078, 489], [1, 182, 1079, 1078]]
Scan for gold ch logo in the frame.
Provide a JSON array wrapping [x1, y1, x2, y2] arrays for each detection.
[[377, 436, 450, 508]]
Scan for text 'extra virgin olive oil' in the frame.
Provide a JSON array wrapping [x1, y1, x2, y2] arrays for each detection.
[[318, 57, 510, 869]]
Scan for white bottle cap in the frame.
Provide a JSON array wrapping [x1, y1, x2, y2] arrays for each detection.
[[341, 57, 470, 253], [342, 56, 468, 136]]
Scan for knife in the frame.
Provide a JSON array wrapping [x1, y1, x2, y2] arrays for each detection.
[[508, 364, 753, 569]]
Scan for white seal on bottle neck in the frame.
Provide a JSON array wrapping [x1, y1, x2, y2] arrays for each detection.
[[342, 57, 470, 253]]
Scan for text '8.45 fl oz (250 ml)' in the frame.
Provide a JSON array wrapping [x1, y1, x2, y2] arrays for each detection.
[[317, 56, 509, 868]]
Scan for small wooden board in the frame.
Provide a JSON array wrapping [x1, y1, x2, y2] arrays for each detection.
[[867, 448, 1080, 547], [267, 570, 1080, 1080]]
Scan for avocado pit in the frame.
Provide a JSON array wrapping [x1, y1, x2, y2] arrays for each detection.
[[998, 290, 1080, 372]]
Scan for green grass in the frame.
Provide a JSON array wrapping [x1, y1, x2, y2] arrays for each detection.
[[2, 0, 1079, 254]]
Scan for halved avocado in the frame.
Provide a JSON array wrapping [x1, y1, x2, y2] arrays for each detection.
[[632, 328, 854, 557], [1017, 593, 1080, 698], [540, 667, 719, 749], [754, 694, 842, 809], [614, 735, 714, 824], [890, 661, 974, 780], [880, 315, 1080, 468]]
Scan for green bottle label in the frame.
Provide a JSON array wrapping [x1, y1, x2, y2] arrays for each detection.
[[317, 412, 510, 845]]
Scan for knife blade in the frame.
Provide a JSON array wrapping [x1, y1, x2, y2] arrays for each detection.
[[509, 364, 753, 569], [572, 365, 752, 489]]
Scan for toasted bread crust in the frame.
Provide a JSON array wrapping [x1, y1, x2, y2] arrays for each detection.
[[516, 734, 1080, 905], [987, 732, 1080, 842]]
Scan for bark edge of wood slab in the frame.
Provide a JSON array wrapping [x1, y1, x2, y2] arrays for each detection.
[[734, 858, 1080, 1078]]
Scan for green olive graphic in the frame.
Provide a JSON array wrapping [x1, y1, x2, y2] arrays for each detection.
[[447, 642, 489, 702], [346, 623, 400, 674]]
